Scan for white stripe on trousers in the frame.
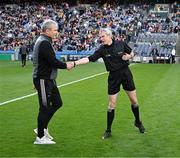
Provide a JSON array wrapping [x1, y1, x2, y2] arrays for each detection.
[[40, 79, 47, 106]]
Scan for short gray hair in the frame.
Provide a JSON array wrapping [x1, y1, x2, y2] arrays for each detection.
[[41, 19, 58, 32], [99, 28, 113, 37]]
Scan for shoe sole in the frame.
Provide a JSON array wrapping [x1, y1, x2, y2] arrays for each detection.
[[34, 142, 56, 145]]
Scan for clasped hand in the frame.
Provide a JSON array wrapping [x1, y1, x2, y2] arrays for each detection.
[[122, 53, 132, 61], [66, 62, 75, 70]]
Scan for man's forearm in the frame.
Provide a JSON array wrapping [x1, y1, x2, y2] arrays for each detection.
[[74, 57, 89, 66]]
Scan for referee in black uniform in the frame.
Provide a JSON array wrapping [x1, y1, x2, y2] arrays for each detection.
[[32, 19, 73, 144], [74, 28, 145, 139]]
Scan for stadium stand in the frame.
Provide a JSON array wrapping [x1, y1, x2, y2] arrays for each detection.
[[0, 1, 179, 62]]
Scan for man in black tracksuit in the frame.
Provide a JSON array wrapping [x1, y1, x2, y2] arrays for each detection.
[[74, 28, 145, 139], [33, 20, 73, 144]]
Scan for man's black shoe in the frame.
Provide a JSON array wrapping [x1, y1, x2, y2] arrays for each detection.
[[134, 121, 145, 133], [102, 130, 112, 139]]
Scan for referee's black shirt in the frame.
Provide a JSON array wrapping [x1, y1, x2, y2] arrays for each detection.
[[88, 40, 132, 72]]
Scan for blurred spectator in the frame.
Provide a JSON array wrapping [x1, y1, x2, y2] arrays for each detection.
[[0, 2, 179, 52], [171, 47, 176, 63], [150, 47, 159, 63], [19, 42, 29, 67]]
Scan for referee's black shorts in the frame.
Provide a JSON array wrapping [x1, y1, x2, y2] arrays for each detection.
[[33, 78, 62, 108], [108, 67, 136, 95]]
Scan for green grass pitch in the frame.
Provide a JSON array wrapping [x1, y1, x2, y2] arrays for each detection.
[[0, 61, 180, 157]]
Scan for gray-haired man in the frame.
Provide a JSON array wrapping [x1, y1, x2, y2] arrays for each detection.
[[73, 28, 145, 139], [33, 19, 73, 144]]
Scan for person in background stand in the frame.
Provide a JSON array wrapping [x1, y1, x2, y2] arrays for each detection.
[[171, 47, 176, 63], [19, 43, 29, 67], [150, 47, 159, 63]]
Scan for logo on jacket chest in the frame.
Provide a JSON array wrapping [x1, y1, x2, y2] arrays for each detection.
[[104, 49, 123, 57]]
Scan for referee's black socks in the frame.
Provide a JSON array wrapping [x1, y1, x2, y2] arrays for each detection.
[[131, 104, 141, 123], [107, 108, 115, 132]]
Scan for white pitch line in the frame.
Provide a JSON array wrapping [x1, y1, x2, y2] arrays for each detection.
[[0, 71, 107, 106]]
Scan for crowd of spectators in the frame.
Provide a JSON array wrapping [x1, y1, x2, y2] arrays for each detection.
[[0, 1, 179, 52]]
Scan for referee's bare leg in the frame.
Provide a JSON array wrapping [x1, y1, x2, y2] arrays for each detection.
[[102, 93, 118, 139], [126, 90, 145, 133]]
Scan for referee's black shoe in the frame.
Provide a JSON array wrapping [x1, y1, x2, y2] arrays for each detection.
[[102, 130, 112, 139], [134, 121, 145, 133]]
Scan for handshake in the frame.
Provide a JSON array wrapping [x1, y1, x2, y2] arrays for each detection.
[[66, 61, 76, 70]]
